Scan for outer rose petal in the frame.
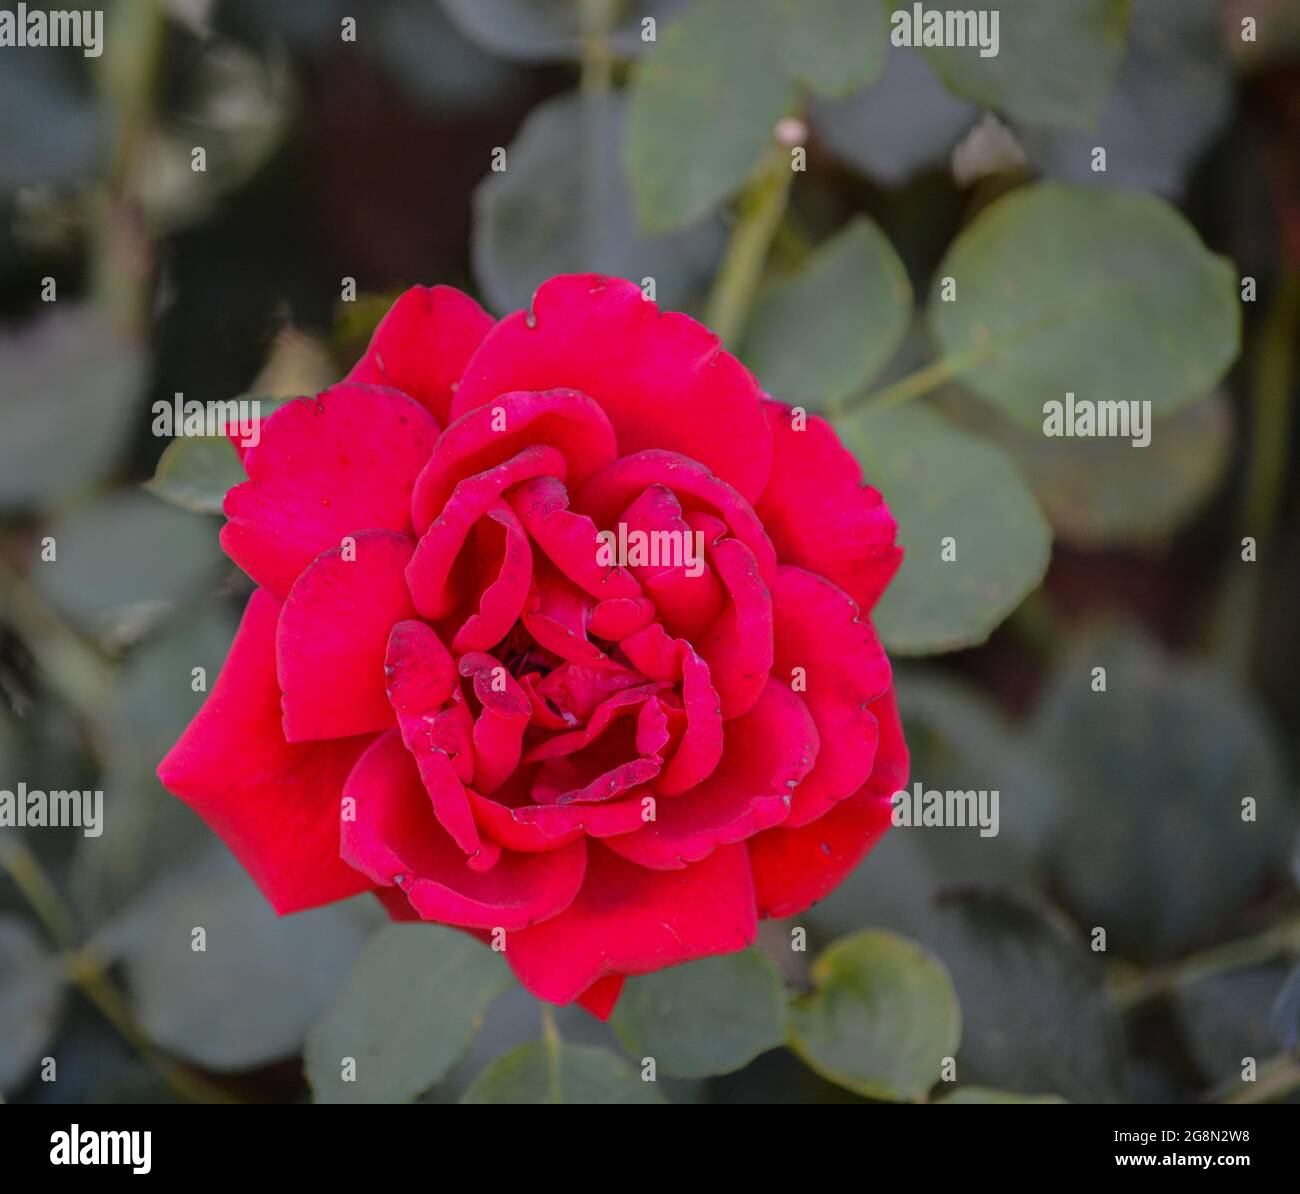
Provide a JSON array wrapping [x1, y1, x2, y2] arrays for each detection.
[[748, 686, 908, 919], [574, 975, 626, 1020], [505, 841, 758, 1004], [345, 284, 494, 424], [341, 731, 586, 931], [157, 589, 374, 914], [451, 274, 774, 503], [221, 384, 439, 598], [756, 400, 901, 614], [772, 566, 892, 827], [277, 530, 416, 742], [604, 679, 817, 870]]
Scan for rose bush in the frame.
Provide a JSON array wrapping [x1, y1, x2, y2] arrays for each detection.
[[158, 274, 907, 1018]]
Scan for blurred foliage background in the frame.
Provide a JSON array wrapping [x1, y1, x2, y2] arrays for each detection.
[[2, 0, 1300, 1104]]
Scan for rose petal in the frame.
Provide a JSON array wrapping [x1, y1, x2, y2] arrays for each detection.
[[695, 537, 773, 721], [341, 731, 586, 930], [277, 530, 416, 742], [748, 687, 908, 918], [604, 678, 816, 869], [459, 651, 531, 794], [452, 274, 773, 503], [756, 400, 901, 614], [157, 589, 375, 914], [772, 566, 892, 827], [221, 384, 439, 598], [411, 388, 616, 532], [451, 500, 533, 653], [345, 284, 494, 424], [504, 841, 758, 1004]]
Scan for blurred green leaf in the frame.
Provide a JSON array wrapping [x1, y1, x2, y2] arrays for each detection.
[[31, 491, 224, 647], [438, 0, 686, 62], [119, 856, 374, 1071], [1035, 625, 1295, 959], [810, 46, 977, 186], [610, 948, 787, 1078], [305, 923, 512, 1103], [0, 306, 145, 512], [474, 91, 724, 314], [1173, 964, 1293, 1088], [1019, 0, 1232, 199], [930, 183, 1240, 428], [924, 889, 1124, 1103], [461, 1039, 667, 1103], [626, 0, 796, 231], [0, 915, 67, 1096], [937, 1086, 1068, 1103], [779, 0, 888, 97], [943, 389, 1233, 547], [742, 217, 912, 411], [1271, 964, 1300, 1055], [788, 929, 961, 1101], [918, 0, 1129, 128], [144, 435, 245, 516], [842, 401, 1051, 655]]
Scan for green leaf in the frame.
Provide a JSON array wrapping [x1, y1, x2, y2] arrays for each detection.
[[1019, 0, 1233, 199], [924, 889, 1124, 1103], [1173, 964, 1293, 1089], [942, 389, 1232, 547], [929, 183, 1240, 428], [610, 948, 787, 1078], [305, 923, 512, 1103], [461, 1040, 667, 1103], [742, 218, 911, 411], [811, 46, 977, 186], [779, 0, 888, 97], [473, 91, 723, 315], [438, 0, 682, 62], [788, 930, 961, 1101], [31, 490, 224, 646], [841, 401, 1051, 655], [145, 434, 246, 515], [1034, 624, 1295, 959], [916, 0, 1130, 128], [120, 856, 375, 1071], [937, 1086, 1068, 1103], [0, 305, 145, 511], [0, 916, 68, 1096], [626, 0, 796, 231]]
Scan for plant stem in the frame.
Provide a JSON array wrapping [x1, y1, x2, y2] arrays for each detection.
[[540, 1002, 562, 1103], [841, 349, 988, 416], [578, 0, 617, 273], [1111, 913, 1300, 1013], [706, 145, 797, 349], [1216, 1055, 1300, 1105], [1210, 269, 1300, 679], [0, 842, 236, 1104]]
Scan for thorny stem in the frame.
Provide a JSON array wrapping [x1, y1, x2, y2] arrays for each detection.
[[706, 141, 798, 349]]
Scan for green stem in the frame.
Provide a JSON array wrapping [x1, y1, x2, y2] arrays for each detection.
[[0, 842, 236, 1104], [540, 1003, 562, 1103], [706, 144, 797, 349], [1111, 913, 1300, 1013], [578, 0, 617, 272], [1211, 268, 1300, 677], [842, 349, 986, 416], [1216, 1055, 1300, 1105]]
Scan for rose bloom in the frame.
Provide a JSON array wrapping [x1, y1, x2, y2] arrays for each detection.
[[159, 275, 907, 1019]]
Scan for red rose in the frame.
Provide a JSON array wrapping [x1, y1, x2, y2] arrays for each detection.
[[158, 275, 908, 1019]]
